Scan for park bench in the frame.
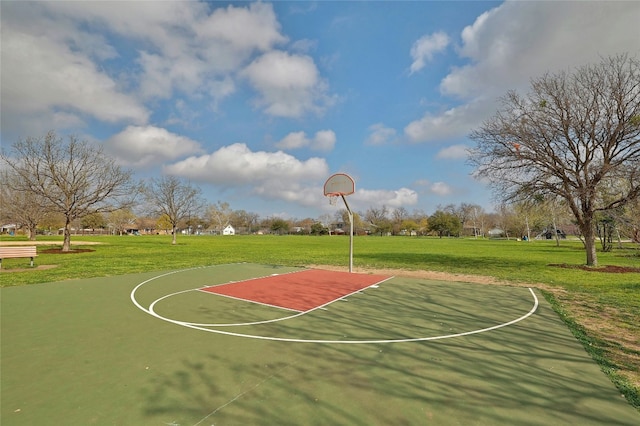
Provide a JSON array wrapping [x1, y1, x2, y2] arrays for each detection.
[[0, 246, 37, 269]]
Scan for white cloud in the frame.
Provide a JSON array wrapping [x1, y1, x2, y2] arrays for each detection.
[[291, 39, 318, 53], [365, 124, 397, 145], [105, 126, 203, 168], [413, 179, 461, 198], [409, 31, 450, 74], [276, 131, 309, 150], [128, 2, 287, 101], [275, 130, 336, 152], [436, 144, 470, 160], [1, 29, 149, 136], [445, 2, 640, 99], [166, 99, 202, 127], [413, 179, 431, 188], [354, 188, 418, 209], [41, 1, 286, 72], [404, 99, 489, 142], [195, 2, 288, 52], [429, 182, 453, 196], [405, 1, 640, 143], [0, 1, 292, 137], [242, 50, 332, 117], [312, 130, 336, 151], [164, 143, 330, 202]]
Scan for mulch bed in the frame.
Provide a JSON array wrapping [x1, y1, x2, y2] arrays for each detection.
[[0, 265, 58, 273], [40, 248, 95, 254], [549, 264, 640, 273]]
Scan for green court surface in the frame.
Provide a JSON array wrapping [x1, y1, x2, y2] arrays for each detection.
[[1, 264, 637, 425]]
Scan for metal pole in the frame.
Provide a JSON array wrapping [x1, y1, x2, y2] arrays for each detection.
[[341, 194, 353, 273]]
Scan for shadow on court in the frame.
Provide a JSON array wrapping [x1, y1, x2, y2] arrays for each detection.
[[138, 270, 638, 425], [1, 264, 637, 425], [141, 327, 636, 425]]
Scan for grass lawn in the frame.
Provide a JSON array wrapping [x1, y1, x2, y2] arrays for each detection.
[[1, 234, 639, 412]]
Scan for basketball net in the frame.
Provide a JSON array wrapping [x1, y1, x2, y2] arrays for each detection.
[[328, 194, 339, 206]]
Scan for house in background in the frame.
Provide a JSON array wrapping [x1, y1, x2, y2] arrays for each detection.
[[488, 228, 505, 238], [222, 225, 235, 236], [1, 224, 17, 235]]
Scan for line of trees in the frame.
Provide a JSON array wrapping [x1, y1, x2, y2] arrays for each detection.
[[2, 132, 638, 252], [1, 132, 637, 251]]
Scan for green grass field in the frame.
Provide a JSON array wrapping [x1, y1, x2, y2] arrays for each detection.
[[1, 234, 639, 424], [2, 234, 639, 288]]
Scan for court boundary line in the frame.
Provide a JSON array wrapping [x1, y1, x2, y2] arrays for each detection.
[[173, 288, 539, 344], [201, 268, 309, 289], [195, 288, 304, 313], [149, 289, 305, 326], [131, 266, 539, 344]]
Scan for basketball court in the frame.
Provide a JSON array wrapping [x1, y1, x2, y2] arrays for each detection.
[[2, 262, 638, 425]]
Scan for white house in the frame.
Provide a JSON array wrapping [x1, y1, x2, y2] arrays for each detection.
[[488, 228, 505, 238], [1, 224, 17, 234], [222, 225, 235, 236]]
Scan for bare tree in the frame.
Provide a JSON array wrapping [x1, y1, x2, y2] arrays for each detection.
[[1, 131, 137, 251], [411, 209, 430, 236], [108, 209, 137, 236], [293, 217, 316, 234], [81, 212, 107, 233], [460, 203, 485, 238], [206, 201, 232, 234], [317, 213, 334, 235], [231, 210, 259, 234], [144, 175, 204, 245], [512, 200, 540, 242], [365, 205, 391, 236], [136, 216, 158, 234], [336, 208, 364, 234], [492, 204, 519, 239], [0, 171, 51, 240], [619, 197, 640, 243], [469, 55, 640, 266], [456, 203, 482, 237], [391, 206, 409, 234]]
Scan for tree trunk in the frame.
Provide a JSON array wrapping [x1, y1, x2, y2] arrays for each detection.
[[581, 218, 598, 267], [172, 226, 177, 245], [63, 220, 72, 252]]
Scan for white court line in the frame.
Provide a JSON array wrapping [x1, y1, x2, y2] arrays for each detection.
[[195, 288, 304, 313], [201, 268, 306, 289], [150, 289, 305, 327], [192, 360, 299, 426], [131, 267, 539, 344]]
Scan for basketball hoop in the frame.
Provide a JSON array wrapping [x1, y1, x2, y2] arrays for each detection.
[[323, 173, 356, 272], [323, 173, 355, 198]]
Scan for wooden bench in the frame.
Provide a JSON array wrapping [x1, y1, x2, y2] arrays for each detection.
[[0, 246, 37, 269]]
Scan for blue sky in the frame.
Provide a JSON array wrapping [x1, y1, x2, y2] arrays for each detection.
[[2, 1, 639, 220]]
